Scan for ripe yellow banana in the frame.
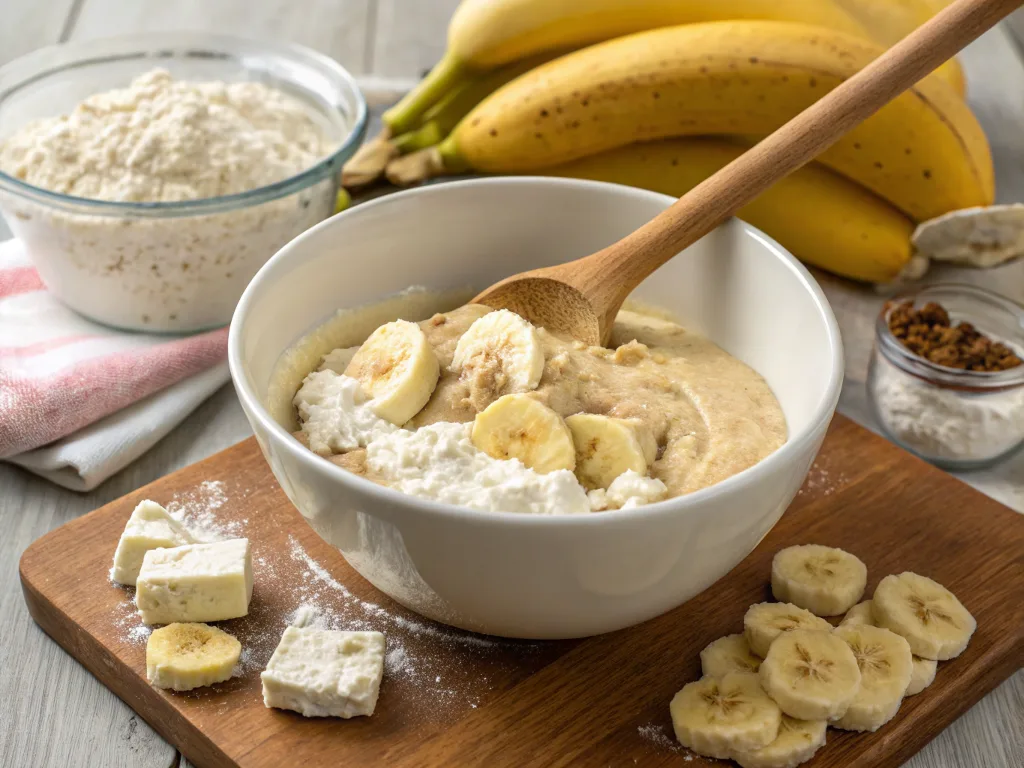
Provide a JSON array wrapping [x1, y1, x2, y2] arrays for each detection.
[[428, 21, 992, 221], [393, 52, 564, 155], [448, 0, 869, 68], [380, 1, 876, 147], [544, 138, 914, 283], [836, 0, 966, 95]]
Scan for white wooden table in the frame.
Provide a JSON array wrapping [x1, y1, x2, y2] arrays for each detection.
[[1, 3, 1021, 766]]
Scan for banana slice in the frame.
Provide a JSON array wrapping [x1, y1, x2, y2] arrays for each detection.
[[744, 602, 833, 658], [146, 622, 241, 692], [771, 545, 867, 616], [565, 413, 651, 490], [839, 600, 877, 627], [670, 672, 782, 759], [700, 634, 762, 677], [759, 629, 862, 721], [452, 310, 545, 410], [906, 656, 938, 696], [471, 393, 575, 473], [344, 320, 440, 425], [832, 624, 913, 732], [733, 716, 827, 768], [872, 572, 977, 660]]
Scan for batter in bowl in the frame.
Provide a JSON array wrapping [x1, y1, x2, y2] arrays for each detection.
[[277, 294, 786, 513]]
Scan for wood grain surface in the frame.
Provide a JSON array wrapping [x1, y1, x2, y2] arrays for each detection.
[[19, 415, 1024, 768]]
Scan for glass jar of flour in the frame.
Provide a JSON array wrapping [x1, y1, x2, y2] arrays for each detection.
[[867, 284, 1024, 471]]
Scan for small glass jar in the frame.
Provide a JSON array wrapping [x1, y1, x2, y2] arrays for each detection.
[[867, 283, 1024, 471]]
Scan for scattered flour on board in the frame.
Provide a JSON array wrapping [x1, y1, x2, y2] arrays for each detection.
[[286, 535, 506, 650], [165, 480, 247, 541], [797, 464, 848, 498], [637, 723, 683, 754], [112, 588, 152, 645]]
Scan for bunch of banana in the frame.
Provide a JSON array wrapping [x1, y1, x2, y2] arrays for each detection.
[[392, 21, 992, 223], [672, 544, 977, 766], [344, 0, 965, 186], [541, 138, 916, 283], [836, 0, 966, 94]]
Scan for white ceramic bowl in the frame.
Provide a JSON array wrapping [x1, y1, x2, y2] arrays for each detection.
[[229, 177, 843, 639]]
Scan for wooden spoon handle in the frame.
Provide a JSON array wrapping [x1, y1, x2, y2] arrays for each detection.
[[581, 0, 1018, 304]]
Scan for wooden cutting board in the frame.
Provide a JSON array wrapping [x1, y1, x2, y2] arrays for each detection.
[[19, 415, 1024, 768]]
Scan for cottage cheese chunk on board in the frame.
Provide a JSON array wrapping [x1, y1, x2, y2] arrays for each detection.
[[261, 627, 385, 718], [18, 416, 1023, 767], [111, 500, 196, 586], [136, 538, 253, 625]]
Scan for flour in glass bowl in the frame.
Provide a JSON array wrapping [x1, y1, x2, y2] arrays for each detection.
[[0, 69, 341, 332]]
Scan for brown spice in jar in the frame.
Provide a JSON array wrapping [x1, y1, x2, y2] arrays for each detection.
[[886, 300, 1022, 372]]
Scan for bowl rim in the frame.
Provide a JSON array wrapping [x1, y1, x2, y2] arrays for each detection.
[[228, 176, 845, 527], [0, 31, 368, 216]]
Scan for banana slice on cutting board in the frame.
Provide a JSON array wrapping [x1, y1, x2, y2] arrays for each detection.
[[771, 544, 867, 616], [700, 633, 762, 677], [832, 624, 914, 732], [906, 656, 938, 696], [670, 672, 782, 759], [732, 715, 827, 768], [565, 413, 653, 490], [839, 599, 938, 696], [451, 310, 545, 407], [744, 602, 833, 658], [872, 572, 976, 660], [840, 600, 877, 627], [147, 622, 241, 692], [759, 629, 862, 721], [345, 320, 440, 425], [471, 393, 575, 473]]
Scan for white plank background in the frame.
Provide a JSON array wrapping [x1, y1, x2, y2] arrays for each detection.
[[0, 2, 1022, 767]]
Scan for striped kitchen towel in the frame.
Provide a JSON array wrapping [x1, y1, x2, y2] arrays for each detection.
[[0, 239, 231, 491]]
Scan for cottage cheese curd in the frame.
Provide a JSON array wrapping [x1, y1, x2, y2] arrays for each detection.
[[261, 626, 385, 718], [588, 471, 669, 511], [110, 500, 196, 586], [366, 421, 593, 514], [294, 370, 398, 455], [135, 538, 253, 625], [294, 371, 595, 514]]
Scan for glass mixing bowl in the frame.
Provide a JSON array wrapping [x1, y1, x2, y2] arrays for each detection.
[[0, 33, 367, 332]]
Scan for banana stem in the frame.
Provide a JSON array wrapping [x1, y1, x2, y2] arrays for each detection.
[[385, 147, 455, 186], [393, 122, 444, 154], [383, 53, 466, 135], [340, 128, 400, 188], [438, 135, 470, 174]]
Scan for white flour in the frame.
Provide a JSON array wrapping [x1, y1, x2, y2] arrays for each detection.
[[872, 355, 1024, 461], [0, 69, 339, 332], [165, 480, 245, 541], [637, 723, 683, 754], [0, 69, 331, 202]]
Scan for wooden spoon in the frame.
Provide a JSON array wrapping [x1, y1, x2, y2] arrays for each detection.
[[473, 0, 1020, 345]]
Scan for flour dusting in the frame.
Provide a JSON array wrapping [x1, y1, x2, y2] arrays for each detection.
[[166, 480, 245, 541], [637, 723, 683, 753]]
